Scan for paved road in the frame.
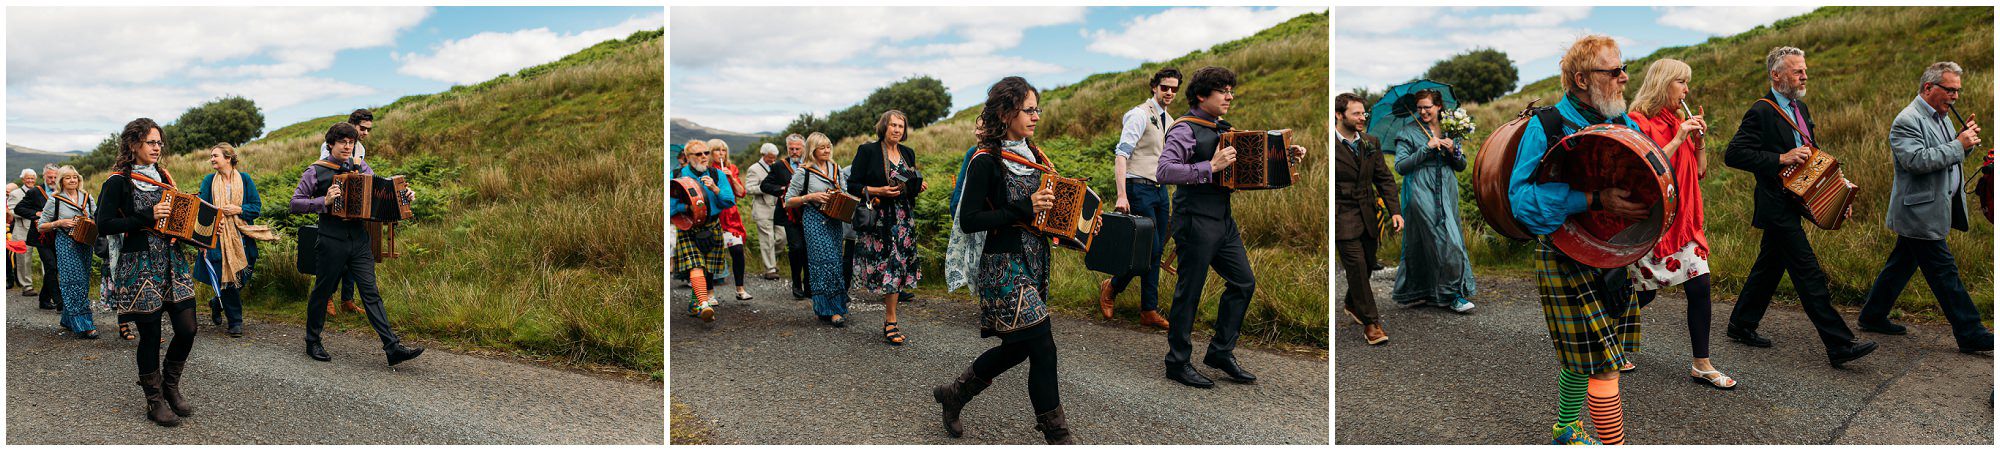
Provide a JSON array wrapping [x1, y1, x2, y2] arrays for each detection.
[[1335, 267, 1994, 445], [670, 274, 1330, 445], [6, 291, 663, 444]]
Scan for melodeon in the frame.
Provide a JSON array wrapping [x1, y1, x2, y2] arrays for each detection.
[[1217, 129, 1297, 190], [1532, 124, 1678, 269], [155, 189, 219, 249], [1032, 174, 1103, 250], [669, 177, 710, 231], [329, 173, 413, 222], [1777, 148, 1857, 230], [819, 189, 862, 223]]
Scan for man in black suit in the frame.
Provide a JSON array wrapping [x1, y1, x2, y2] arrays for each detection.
[[1721, 46, 1877, 367], [762, 134, 809, 298]]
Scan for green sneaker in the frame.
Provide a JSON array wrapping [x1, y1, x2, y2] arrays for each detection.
[[1551, 421, 1601, 445]]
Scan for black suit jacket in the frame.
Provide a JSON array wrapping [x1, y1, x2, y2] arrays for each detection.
[[846, 141, 920, 203], [1334, 133, 1398, 241], [760, 158, 796, 226], [1723, 92, 1816, 229]]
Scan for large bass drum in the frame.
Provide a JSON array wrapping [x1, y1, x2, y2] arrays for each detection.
[[1533, 124, 1678, 269], [1471, 104, 1541, 240]]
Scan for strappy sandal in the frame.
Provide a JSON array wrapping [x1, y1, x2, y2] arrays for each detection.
[[1690, 366, 1737, 390], [831, 315, 846, 328], [736, 291, 754, 301], [119, 323, 136, 341], [883, 322, 906, 346], [1619, 362, 1637, 373]]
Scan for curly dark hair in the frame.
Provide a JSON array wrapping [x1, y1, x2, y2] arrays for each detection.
[[325, 122, 360, 147], [1149, 68, 1182, 89], [1183, 66, 1237, 110], [976, 76, 1040, 153], [112, 118, 163, 173]]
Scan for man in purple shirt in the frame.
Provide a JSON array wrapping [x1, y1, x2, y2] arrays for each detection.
[[1154, 66, 1306, 389], [291, 122, 423, 366]]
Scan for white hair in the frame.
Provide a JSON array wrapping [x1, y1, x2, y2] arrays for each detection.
[[785, 134, 805, 145], [19, 169, 35, 178], [759, 143, 780, 156], [1766, 46, 1805, 73], [1921, 61, 1963, 87]]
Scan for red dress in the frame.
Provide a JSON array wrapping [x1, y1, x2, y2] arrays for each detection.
[[1632, 107, 1708, 260], [718, 161, 749, 240]]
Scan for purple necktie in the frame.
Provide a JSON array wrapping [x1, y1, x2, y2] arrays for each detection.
[[1791, 102, 1811, 144]]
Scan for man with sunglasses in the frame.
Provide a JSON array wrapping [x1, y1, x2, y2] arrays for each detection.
[[1721, 46, 1878, 367], [1854, 61, 1992, 354], [1096, 68, 1181, 331], [317, 109, 375, 317]]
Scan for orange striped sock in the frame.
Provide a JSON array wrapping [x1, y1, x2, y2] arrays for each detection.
[[689, 269, 710, 312], [1587, 377, 1626, 445]]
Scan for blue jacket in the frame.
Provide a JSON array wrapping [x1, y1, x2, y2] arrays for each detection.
[[194, 171, 262, 283], [1508, 95, 1642, 235]]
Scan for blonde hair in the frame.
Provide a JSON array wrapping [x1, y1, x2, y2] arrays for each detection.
[[52, 165, 82, 191], [1630, 58, 1692, 119], [802, 132, 834, 170], [1560, 35, 1621, 94]]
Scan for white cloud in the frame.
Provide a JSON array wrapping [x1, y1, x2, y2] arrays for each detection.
[[1440, 6, 1590, 29], [1653, 7, 1817, 36], [672, 7, 1085, 68], [673, 55, 1065, 134], [1084, 6, 1323, 61], [7, 127, 120, 154], [1334, 7, 1443, 35], [394, 13, 662, 85], [6, 6, 430, 85]]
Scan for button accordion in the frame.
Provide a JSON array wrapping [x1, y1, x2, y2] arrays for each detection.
[[1777, 147, 1857, 230], [819, 190, 862, 223], [1217, 129, 1297, 190], [329, 173, 413, 222], [156, 189, 220, 249], [1032, 173, 1103, 250]]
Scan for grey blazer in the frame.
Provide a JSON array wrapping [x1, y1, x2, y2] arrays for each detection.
[[1885, 96, 1972, 240]]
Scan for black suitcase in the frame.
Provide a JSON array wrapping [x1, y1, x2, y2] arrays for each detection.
[[297, 225, 318, 275], [1085, 212, 1154, 276]]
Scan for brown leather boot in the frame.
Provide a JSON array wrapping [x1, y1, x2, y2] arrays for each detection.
[[931, 366, 992, 438], [162, 359, 193, 416], [343, 298, 364, 314], [136, 373, 181, 427], [1139, 310, 1170, 330], [1034, 406, 1075, 444], [1096, 279, 1116, 320], [1363, 323, 1389, 345]]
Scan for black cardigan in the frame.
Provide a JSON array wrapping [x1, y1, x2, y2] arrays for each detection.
[[846, 141, 920, 202], [94, 173, 169, 253], [958, 150, 1039, 252]]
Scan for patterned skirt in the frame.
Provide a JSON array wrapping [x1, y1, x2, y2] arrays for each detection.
[[53, 232, 96, 333], [673, 220, 728, 281], [1628, 242, 1710, 291], [977, 233, 1051, 337], [1535, 237, 1640, 375], [802, 207, 849, 316], [106, 233, 196, 316], [855, 200, 921, 293]]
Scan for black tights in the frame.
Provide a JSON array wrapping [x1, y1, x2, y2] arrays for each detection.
[[1637, 273, 1713, 359], [133, 306, 197, 375], [728, 244, 747, 287], [970, 330, 1061, 414]]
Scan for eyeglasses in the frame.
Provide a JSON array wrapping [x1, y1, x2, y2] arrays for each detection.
[[1933, 84, 1961, 94], [1021, 107, 1043, 116], [1588, 64, 1630, 78], [1215, 89, 1235, 96], [143, 140, 165, 147], [335, 139, 358, 146]]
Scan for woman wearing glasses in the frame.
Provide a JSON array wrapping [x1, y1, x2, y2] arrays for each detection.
[[1390, 89, 1477, 313], [846, 110, 926, 346], [934, 76, 1071, 444], [94, 118, 201, 427], [783, 132, 851, 326], [1625, 58, 1731, 389]]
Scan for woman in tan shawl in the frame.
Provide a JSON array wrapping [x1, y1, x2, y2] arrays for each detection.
[[195, 143, 270, 337]]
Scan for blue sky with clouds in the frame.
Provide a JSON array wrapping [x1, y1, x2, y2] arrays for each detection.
[[672, 6, 1325, 134], [6, 6, 662, 152], [1335, 6, 1817, 96]]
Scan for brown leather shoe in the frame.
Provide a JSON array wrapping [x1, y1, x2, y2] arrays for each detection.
[[1363, 323, 1389, 345], [343, 298, 363, 314], [1097, 279, 1116, 319], [1139, 310, 1170, 330], [325, 299, 338, 317]]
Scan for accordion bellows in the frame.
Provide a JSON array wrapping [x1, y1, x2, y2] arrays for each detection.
[[1779, 148, 1857, 230], [156, 189, 219, 249], [1218, 129, 1296, 190], [331, 174, 413, 222], [1032, 173, 1101, 250]]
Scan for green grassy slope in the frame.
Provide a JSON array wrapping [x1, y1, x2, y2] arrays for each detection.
[[1421, 6, 1993, 321], [813, 12, 1331, 347], [83, 30, 667, 374]]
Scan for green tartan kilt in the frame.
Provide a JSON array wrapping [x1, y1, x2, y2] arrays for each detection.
[[1535, 237, 1641, 376], [674, 221, 728, 279]]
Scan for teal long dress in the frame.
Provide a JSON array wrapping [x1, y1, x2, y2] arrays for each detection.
[[1390, 121, 1477, 303]]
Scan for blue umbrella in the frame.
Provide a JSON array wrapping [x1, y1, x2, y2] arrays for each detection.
[[1367, 79, 1459, 154]]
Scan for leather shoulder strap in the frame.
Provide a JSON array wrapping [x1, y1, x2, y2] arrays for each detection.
[[1757, 98, 1815, 148]]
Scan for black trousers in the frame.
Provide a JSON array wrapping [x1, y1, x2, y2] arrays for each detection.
[[1728, 224, 1857, 350], [785, 223, 808, 293], [37, 242, 60, 306], [1860, 236, 1991, 345], [970, 322, 1061, 413], [1336, 238, 1379, 325], [305, 231, 402, 350], [1164, 213, 1255, 366]]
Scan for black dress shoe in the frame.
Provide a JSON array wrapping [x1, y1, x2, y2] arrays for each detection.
[[1959, 333, 1994, 354], [1857, 320, 1908, 335], [1165, 364, 1214, 389], [1727, 325, 1773, 348], [1828, 341, 1878, 367], [792, 289, 809, 299], [306, 343, 332, 362], [1202, 355, 1258, 383], [386, 344, 425, 366]]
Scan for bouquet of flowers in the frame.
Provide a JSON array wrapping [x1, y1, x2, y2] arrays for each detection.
[[1439, 107, 1476, 140]]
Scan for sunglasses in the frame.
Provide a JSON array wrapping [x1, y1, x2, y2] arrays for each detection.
[[1588, 63, 1630, 78]]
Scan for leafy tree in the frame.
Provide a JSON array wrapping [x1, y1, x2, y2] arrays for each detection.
[[163, 96, 265, 156], [761, 75, 951, 148], [1423, 48, 1518, 104]]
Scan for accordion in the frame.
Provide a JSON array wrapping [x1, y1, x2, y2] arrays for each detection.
[[1031, 174, 1103, 250], [670, 177, 710, 231], [1778, 148, 1857, 230], [330, 174, 413, 222], [1532, 124, 1678, 269], [819, 190, 862, 223], [1083, 212, 1155, 276], [1217, 129, 1297, 190], [155, 189, 219, 249]]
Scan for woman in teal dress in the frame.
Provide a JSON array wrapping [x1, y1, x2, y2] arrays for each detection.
[[1390, 90, 1478, 313]]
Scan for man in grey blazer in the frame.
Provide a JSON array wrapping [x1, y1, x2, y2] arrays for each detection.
[[1857, 61, 1992, 354]]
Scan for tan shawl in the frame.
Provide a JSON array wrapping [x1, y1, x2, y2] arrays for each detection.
[[211, 171, 250, 285]]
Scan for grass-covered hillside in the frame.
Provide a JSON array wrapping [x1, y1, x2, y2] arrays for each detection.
[[1413, 6, 1993, 321], [80, 29, 666, 374], [808, 12, 1330, 348]]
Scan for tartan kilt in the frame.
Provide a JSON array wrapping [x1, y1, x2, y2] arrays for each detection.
[[673, 221, 728, 279], [1535, 236, 1640, 375]]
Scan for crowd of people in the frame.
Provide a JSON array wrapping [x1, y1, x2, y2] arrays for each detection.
[[1335, 35, 1992, 445], [671, 65, 1308, 444]]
